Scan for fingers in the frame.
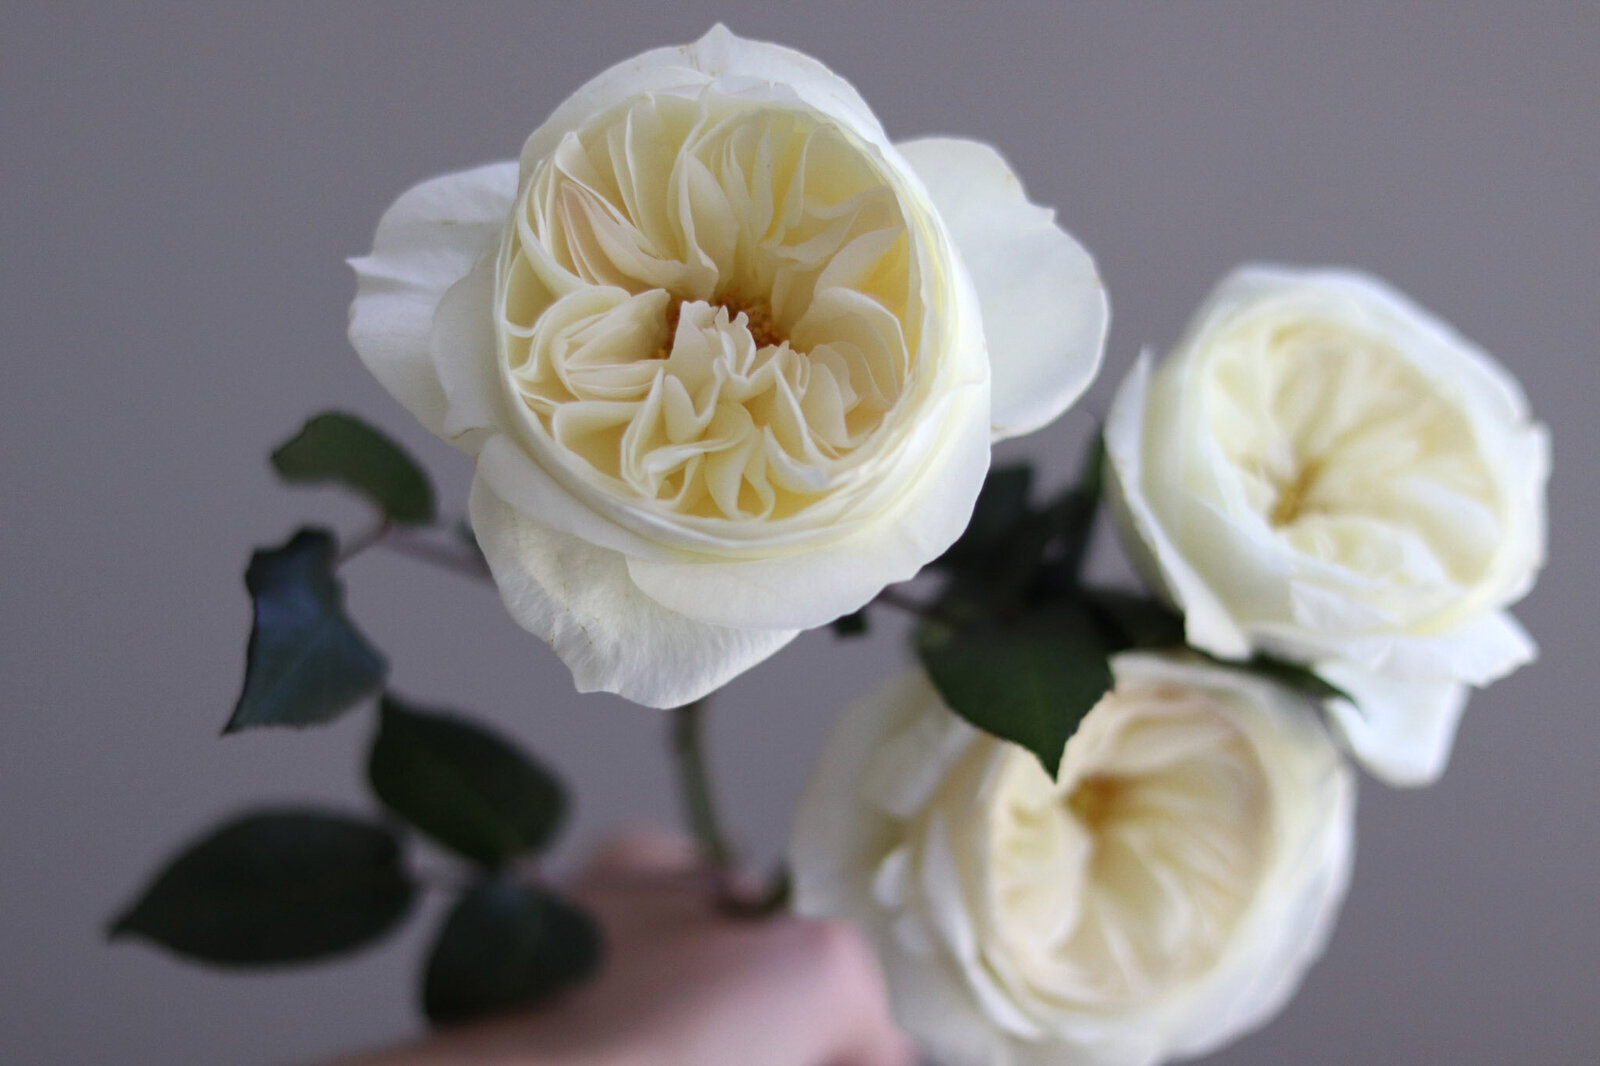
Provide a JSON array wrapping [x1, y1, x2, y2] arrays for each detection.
[[829, 1028, 918, 1066], [797, 921, 918, 1066], [574, 828, 920, 1066]]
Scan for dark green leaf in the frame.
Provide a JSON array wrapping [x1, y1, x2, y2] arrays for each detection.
[[369, 695, 566, 868], [1084, 589, 1186, 651], [272, 411, 436, 525], [1074, 428, 1106, 512], [917, 601, 1114, 779], [423, 878, 602, 1025], [831, 610, 869, 638], [108, 810, 414, 967], [225, 529, 386, 732], [1041, 431, 1106, 585]]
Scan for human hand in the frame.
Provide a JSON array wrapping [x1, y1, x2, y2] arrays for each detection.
[[325, 829, 914, 1066]]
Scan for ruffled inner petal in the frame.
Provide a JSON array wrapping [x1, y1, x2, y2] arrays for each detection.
[[498, 90, 932, 532]]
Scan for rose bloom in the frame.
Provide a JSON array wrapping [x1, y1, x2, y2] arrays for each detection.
[[790, 654, 1354, 1066], [1104, 266, 1548, 785], [348, 26, 1106, 707]]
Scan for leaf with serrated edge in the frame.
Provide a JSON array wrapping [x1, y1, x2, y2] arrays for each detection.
[[272, 411, 436, 524], [108, 809, 414, 966], [423, 878, 602, 1025], [369, 695, 566, 868], [225, 529, 386, 732]]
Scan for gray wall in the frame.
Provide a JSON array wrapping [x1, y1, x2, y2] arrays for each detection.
[[3, 3, 1596, 1063]]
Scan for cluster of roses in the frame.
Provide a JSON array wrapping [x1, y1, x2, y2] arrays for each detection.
[[350, 27, 1547, 1066]]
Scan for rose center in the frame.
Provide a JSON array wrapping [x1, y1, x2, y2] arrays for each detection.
[[714, 295, 785, 351], [1066, 773, 1127, 831], [1269, 458, 1323, 527], [650, 295, 786, 359]]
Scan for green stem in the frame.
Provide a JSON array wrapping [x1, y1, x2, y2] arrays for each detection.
[[670, 699, 734, 870]]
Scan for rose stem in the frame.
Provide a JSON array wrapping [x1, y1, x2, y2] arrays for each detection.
[[669, 698, 735, 871]]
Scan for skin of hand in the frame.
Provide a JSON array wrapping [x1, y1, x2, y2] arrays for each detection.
[[324, 830, 915, 1066]]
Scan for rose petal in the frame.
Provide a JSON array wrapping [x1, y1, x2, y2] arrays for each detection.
[[475, 435, 679, 562], [469, 479, 797, 709], [1266, 608, 1537, 689], [348, 161, 519, 435], [520, 25, 888, 182], [1104, 354, 1253, 659], [897, 137, 1107, 441], [623, 381, 992, 629], [1316, 662, 1470, 787], [431, 255, 503, 448], [790, 672, 925, 919]]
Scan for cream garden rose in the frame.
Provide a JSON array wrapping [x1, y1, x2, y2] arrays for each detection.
[[347, 26, 1106, 708], [1104, 266, 1548, 785], [790, 654, 1354, 1066]]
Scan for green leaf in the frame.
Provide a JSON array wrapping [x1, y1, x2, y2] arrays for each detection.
[[272, 411, 436, 525], [108, 810, 415, 967], [1041, 430, 1106, 585], [1084, 589, 1186, 650], [917, 601, 1114, 779], [423, 878, 602, 1025], [225, 529, 386, 732], [368, 695, 566, 868]]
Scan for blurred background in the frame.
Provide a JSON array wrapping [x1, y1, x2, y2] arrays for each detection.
[[3, 3, 1596, 1063]]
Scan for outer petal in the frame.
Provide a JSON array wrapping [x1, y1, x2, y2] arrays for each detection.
[[790, 673, 1012, 1065], [1260, 608, 1537, 688], [348, 162, 519, 436], [1206, 266, 1537, 426], [1317, 662, 1471, 787], [1103, 354, 1252, 659], [519, 24, 889, 177], [469, 479, 798, 708], [897, 137, 1108, 441], [431, 256, 503, 448]]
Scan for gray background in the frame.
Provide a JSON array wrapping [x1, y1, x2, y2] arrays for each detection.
[[3, 3, 1596, 1064]]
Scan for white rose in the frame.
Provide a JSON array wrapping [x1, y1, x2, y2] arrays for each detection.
[[790, 653, 1354, 1066], [347, 25, 1107, 708], [1104, 265, 1548, 785]]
